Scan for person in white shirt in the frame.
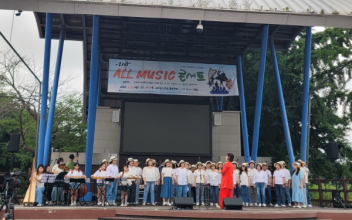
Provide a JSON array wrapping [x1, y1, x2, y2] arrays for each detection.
[[189, 164, 197, 203], [279, 161, 292, 206], [208, 163, 220, 206], [186, 162, 193, 197], [262, 163, 273, 206], [205, 161, 212, 183], [134, 159, 142, 205], [93, 162, 110, 206], [232, 161, 240, 198], [194, 162, 205, 205], [240, 163, 250, 206], [273, 162, 286, 207], [248, 160, 258, 206], [143, 158, 158, 205], [117, 165, 135, 206], [160, 160, 174, 205], [253, 163, 268, 207], [171, 160, 178, 202], [65, 163, 86, 206], [106, 156, 119, 206], [51, 158, 64, 204], [33, 164, 45, 206], [176, 160, 188, 197], [216, 161, 223, 203], [297, 159, 309, 208]]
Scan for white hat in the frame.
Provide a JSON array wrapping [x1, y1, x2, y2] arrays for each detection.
[[191, 164, 196, 169], [178, 160, 185, 166], [241, 163, 248, 167], [164, 159, 171, 165], [102, 159, 108, 163], [110, 156, 117, 162], [127, 158, 134, 162], [205, 161, 212, 164], [210, 163, 216, 167], [274, 162, 283, 168], [145, 158, 153, 165], [232, 161, 238, 166], [217, 161, 223, 166], [134, 159, 139, 163], [292, 162, 301, 167], [249, 160, 255, 164], [171, 160, 177, 164], [196, 162, 203, 167]]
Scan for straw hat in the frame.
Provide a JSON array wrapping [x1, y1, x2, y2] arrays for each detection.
[[240, 163, 247, 167], [171, 160, 177, 165], [185, 162, 190, 166], [217, 161, 223, 166], [152, 159, 156, 164], [102, 159, 108, 163], [256, 163, 263, 168], [134, 159, 139, 163], [292, 162, 301, 167], [178, 160, 185, 166], [145, 158, 153, 165], [210, 163, 216, 167], [278, 161, 286, 165], [196, 162, 203, 167], [249, 160, 255, 165], [274, 162, 282, 168], [205, 161, 212, 165], [127, 158, 134, 162], [262, 163, 268, 167], [191, 164, 196, 169], [109, 156, 117, 162], [232, 161, 238, 166], [164, 159, 171, 165]]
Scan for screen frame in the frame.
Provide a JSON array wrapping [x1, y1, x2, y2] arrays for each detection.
[[119, 100, 212, 157]]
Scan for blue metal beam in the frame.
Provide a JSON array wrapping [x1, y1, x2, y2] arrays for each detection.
[[85, 15, 100, 181], [269, 38, 295, 171], [251, 25, 269, 162], [43, 25, 66, 166], [237, 56, 250, 162], [37, 13, 52, 167], [300, 27, 312, 162]]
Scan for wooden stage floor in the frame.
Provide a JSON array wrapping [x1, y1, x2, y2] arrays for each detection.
[[11, 205, 352, 220]]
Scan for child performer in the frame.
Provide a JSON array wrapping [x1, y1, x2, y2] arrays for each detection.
[[93, 162, 109, 206], [118, 164, 134, 206], [65, 163, 85, 206]]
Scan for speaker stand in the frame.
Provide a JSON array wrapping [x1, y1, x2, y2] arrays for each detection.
[[10, 152, 14, 172]]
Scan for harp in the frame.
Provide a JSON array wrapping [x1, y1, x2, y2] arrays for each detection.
[[23, 158, 37, 205]]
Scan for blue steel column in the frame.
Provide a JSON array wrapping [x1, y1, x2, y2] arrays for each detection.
[[37, 13, 52, 167], [237, 56, 250, 162], [42, 25, 66, 165], [85, 15, 100, 191], [300, 27, 312, 162], [251, 25, 269, 162], [269, 38, 295, 170]]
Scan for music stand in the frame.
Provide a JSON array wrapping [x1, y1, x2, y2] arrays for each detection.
[[69, 178, 87, 206], [41, 174, 56, 206], [53, 172, 67, 206]]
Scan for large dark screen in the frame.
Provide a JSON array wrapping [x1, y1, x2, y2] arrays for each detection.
[[121, 102, 211, 156]]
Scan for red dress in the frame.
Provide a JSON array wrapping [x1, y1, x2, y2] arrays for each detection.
[[219, 161, 234, 209]]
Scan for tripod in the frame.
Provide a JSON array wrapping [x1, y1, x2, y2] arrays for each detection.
[[321, 161, 350, 209], [0, 182, 16, 220]]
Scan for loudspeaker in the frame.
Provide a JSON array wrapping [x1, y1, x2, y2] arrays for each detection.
[[7, 133, 20, 153], [173, 197, 193, 209], [326, 142, 339, 160], [223, 198, 243, 210]]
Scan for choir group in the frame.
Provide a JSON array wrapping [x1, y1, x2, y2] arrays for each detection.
[[32, 154, 312, 209]]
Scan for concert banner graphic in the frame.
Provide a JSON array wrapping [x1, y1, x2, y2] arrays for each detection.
[[108, 59, 238, 96]]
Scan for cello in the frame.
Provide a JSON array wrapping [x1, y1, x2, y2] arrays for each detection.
[[23, 158, 36, 205], [76, 152, 88, 198]]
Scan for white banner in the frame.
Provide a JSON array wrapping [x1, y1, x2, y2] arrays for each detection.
[[108, 59, 238, 96]]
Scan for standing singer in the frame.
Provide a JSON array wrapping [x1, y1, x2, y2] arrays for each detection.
[[218, 153, 234, 209]]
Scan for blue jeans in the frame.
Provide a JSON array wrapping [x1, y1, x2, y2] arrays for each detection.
[[143, 182, 155, 203], [255, 182, 266, 204], [135, 179, 140, 203], [233, 183, 239, 198], [187, 184, 192, 197], [195, 183, 204, 203], [306, 183, 312, 205], [51, 187, 63, 202], [35, 187, 45, 205], [107, 181, 118, 203], [265, 186, 272, 204], [177, 185, 188, 197], [240, 185, 249, 203], [275, 184, 286, 206], [209, 185, 218, 203], [285, 185, 291, 204]]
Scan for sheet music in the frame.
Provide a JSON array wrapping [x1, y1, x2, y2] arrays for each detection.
[[41, 174, 57, 183]]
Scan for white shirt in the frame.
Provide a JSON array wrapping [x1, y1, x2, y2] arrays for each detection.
[[248, 168, 256, 186], [162, 167, 173, 177], [263, 169, 272, 185], [283, 168, 291, 183], [240, 172, 249, 186], [273, 170, 285, 185], [304, 167, 309, 183], [107, 164, 119, 177], [189, 171, 195, 186], [176, 167, 188, 185], [66, 170, 84, 177], [36, 174, 44, 188], [143, 167, 158, 182], [301, 167, 307, 183], [194, 169, 205, 184], [128, 166, 137, 176], [93, 169, 109, 183], [208, 170, 220, 186], [135, 167, 143, 178], [119, 171, 133, 186], [52, 164, 64, 174], [233, 169, 240, 185], [252, 170, 268, 184], [205, 169, 211, 183]]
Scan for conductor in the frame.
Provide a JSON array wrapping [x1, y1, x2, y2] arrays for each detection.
[[218, 153, 234, 209]]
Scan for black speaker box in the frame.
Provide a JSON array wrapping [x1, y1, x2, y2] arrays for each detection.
[[7, 133, 20, 153], [173, 197, 193, 209], [326, 142, 339, 160], [223, 198, 243, 210]]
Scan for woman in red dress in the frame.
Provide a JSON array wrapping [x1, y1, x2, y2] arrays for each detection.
[[218, 153, 234, 209]]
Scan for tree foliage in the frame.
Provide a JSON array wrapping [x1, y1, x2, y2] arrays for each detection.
[[236, 28, 352, 179]]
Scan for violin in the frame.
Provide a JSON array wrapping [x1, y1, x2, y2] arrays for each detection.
[[59, 164, 69, 171]]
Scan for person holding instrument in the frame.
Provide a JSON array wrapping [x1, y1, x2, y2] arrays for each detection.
[[31, 164, 44, 206], [66, 154, 75, 170], [51, 158, 64, 204], [65, 163, 86, 206], [93, 162, 109, 206]]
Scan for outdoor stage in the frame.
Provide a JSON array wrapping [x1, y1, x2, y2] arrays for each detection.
[[12, 205, 352, 220]]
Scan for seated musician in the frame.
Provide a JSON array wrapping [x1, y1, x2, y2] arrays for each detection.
[[93, 162, 109, 206], [43, 164, 53, 205], [51, 158, 64, 204], [118, 164, 135, 207], [65, 163, 86, 206], [30, 164, 44, 206]]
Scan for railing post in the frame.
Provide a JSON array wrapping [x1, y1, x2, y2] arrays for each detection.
[[318, 176, 323, 206], [342, 176, 348, 203]]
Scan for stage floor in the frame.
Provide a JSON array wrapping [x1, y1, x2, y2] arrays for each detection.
[[11, 204, 352, 220]]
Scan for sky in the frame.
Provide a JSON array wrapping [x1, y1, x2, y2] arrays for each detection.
[[0, 9, 351, 142]]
